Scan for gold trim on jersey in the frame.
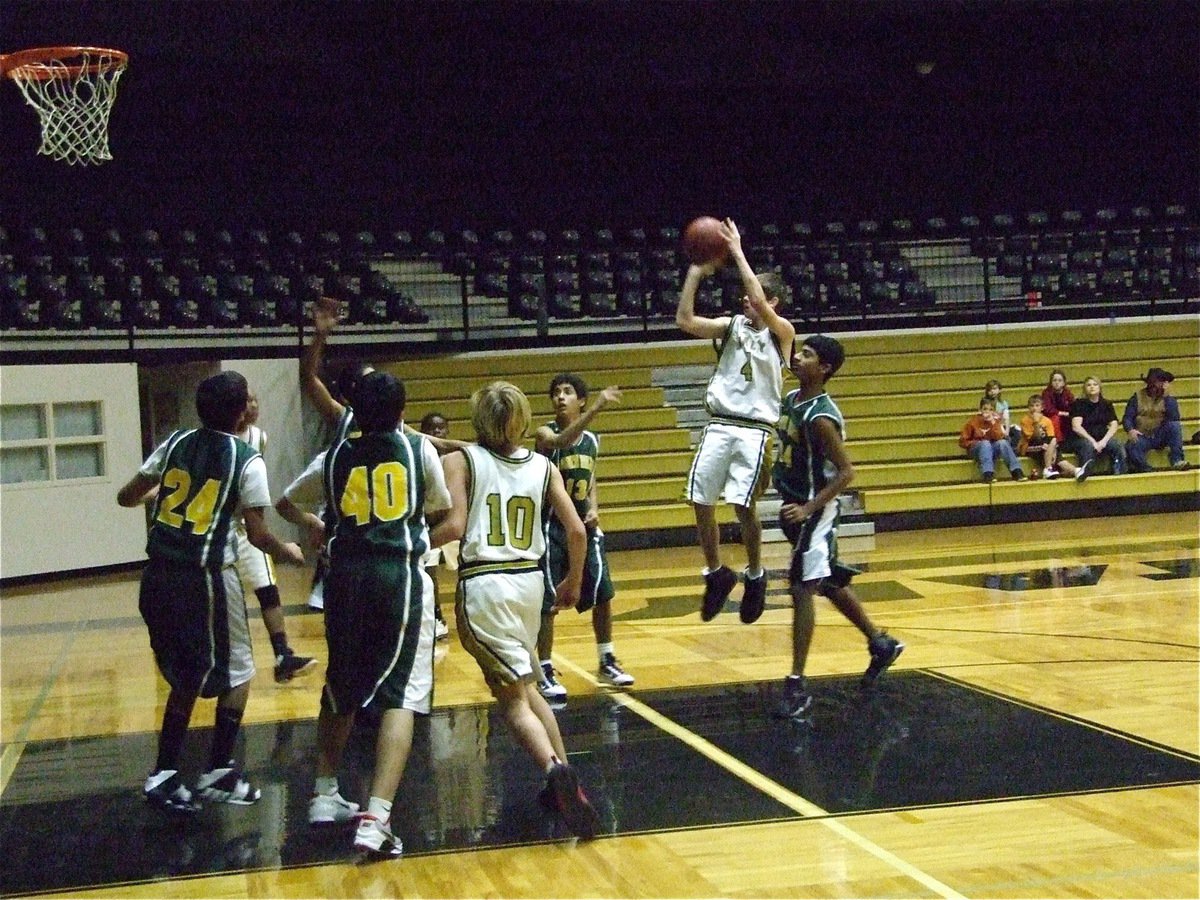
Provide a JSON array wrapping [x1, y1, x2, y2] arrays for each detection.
[[704, 412, 777, 433], [458, 559, 545, 579]]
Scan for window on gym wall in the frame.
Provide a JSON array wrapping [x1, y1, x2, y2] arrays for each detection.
[[0, 401, 106, 484]]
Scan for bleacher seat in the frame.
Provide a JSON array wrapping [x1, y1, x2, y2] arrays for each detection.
[[1, 273, 36, 328]]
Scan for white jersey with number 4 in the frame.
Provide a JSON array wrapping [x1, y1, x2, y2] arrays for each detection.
[[459, 445, 551, 571], [705, 314, 786, 426]]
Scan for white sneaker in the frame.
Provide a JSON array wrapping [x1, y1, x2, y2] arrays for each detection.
[[598, 653, 635, 687], [354, 814, 403, 857], [538, 661, 568, 700], [434, 617, 449, 640], [309, 791, 360, 825], [1044, 468, 1059, 479], [195, 764, 260, 805]]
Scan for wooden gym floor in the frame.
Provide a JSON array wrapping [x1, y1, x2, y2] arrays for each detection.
[[1, 511, 1197, 899]]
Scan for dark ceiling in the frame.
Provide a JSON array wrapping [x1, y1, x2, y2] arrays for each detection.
[[2, 0, 1197, 229]]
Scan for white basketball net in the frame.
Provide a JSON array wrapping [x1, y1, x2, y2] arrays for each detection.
[[8, 50, 126, 165]]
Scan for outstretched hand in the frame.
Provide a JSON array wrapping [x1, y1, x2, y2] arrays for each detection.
[[596, 385, 623, 408], [720, 218, 743, 255]]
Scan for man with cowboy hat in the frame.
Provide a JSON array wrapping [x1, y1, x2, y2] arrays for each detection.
[[1122, 367, 1191, 473]]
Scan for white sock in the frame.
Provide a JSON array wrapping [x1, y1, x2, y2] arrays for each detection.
[[597, 641, 614, 663], [366, 796, 392, 822], [746, 567, 764, 579]]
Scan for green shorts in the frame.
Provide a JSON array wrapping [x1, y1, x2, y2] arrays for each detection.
[[542, 523, 614, 615]]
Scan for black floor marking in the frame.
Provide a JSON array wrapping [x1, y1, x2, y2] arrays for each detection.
[[1, 672, 1196, 896]]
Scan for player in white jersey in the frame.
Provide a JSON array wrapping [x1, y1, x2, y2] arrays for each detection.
[[677, 218, 795, 626], [433, 381, 601, 841], [234, 392, 316, 682]]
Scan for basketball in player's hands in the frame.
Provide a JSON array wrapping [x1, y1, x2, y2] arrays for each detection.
[[682, 216, 728, 266]]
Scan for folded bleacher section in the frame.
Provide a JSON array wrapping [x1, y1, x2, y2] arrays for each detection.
[[1, 205, 1195, 348]]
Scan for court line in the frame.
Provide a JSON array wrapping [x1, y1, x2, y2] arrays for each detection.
[[0, 622, 81, 799], [553, 655, 967, 900]]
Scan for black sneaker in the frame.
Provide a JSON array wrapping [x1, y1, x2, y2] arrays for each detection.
[[982, 471, 995, 483], [1010, 468, 1026, 481], [862, 633, 905, 687], [700, 565, 737, 621], [546, 762, 601, 840], [144, 769, 200, 813], [537, 782, 559, 813], [739, 571, 767, 624], [274, 652, 317, 683], [774, 676, 813, 719]]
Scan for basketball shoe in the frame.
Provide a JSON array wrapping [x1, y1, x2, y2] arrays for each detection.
[[598, 653, 634, 687], [774, 675, 813, 719], [308, 791, 360, 825], [274, 651, 317, 683], [196, 763, 261, 805], [546, 762, 601, 840], [144, 769, 200, 813], [862, 633, 905, 687], [538, 661, 568, 701], [739, 571, 767, 624], [701, 565, 737, 621], [354, 814, 403, 857]]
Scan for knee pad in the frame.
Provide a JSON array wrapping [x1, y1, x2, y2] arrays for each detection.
[[255, 585, 282, 612]]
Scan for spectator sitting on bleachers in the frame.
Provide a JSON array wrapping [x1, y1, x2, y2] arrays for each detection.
[[984, 379, 1021, 448], [959, 397, 1026, 483], [1018, 394, 1081, 480], [1122, 368, 1192, 472], [1068, 376, 1126, 478], [1040, 370, 1075, 442]]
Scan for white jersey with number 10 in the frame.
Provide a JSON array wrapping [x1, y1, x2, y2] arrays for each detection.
[[459, 445, 551, 569]]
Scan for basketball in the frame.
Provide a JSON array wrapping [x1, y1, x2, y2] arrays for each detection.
[[682, 216, 728, 265]]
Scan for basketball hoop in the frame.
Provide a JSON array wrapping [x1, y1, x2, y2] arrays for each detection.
[[1, 46, 128, 165]]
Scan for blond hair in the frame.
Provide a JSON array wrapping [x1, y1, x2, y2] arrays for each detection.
[[471, 381, 532, 451]]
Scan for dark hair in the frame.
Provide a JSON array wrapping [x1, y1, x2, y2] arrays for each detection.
[[329, 360, 373, 407], [1028, 394, 1042, 405], [419, 411, 447, 433], [196, 371, 248, 433], [353, 371, 405, 433], [549, 372, 588, 400], [979, 396, 996, 410], [803, 334, 845, 379], [757, 271, 791, 310]]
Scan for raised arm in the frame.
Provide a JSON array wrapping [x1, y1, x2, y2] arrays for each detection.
[[723, 218, 795, 361], [676, 262, 729, 340], [534, 386, 622, 454], [300, 297, 346, 426], [401, 421, 470, 455]]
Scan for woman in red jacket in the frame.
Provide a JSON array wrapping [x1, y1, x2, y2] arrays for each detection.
[[1040, 369, 1074, 441]]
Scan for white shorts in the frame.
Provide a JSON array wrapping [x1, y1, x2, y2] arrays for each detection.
[[235, 529, 276, 592], [222, 566, 256, 689], [456, 570, 543, 689], [402, 570, 436, 713], [686, 421, 773, 507]]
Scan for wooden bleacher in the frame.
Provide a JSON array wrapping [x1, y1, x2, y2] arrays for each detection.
[[380, 316, 1199, 542]]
